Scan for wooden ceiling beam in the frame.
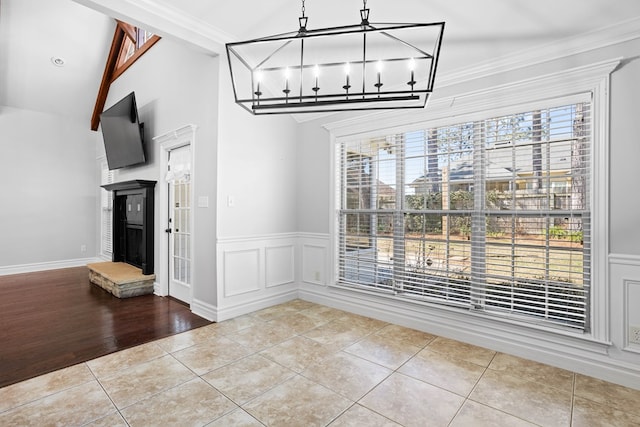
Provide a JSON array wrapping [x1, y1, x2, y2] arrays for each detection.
[[111, 35, 160, 82], [91, 26, 125, 131], [90, 23, 161, 132], [116, 20, 137, 43]]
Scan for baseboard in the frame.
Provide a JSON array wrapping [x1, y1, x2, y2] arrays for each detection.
[[193, 290, 299, 323], [153, 281, 167, 297], [299, 286, 640, 391], [0, 257, 102, 277], [191, 298, 218, 322], [217, 290, 299, 322]]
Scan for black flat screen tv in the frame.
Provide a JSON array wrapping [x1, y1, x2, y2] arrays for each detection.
[[100, 91, 146, 170]]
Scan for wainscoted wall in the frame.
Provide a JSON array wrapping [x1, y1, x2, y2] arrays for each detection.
[[210, 233, 298, 321], [299, 233, 331, 286], [609, 254, 640, 356], [297, 233, 640, 390]]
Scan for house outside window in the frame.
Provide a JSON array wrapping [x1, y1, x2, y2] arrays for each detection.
[[337, 100, 591, 331]]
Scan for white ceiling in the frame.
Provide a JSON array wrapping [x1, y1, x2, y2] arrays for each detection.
[[2, 0, 640, 125], [0, 0, 114, 123]]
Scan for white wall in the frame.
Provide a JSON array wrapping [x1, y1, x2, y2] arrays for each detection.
[[295, 38, 640, 390], [100, 37, 219, 310], [216, 65, 298, 238], [212, 54, 300, 320], [0, 106, 97, 273]]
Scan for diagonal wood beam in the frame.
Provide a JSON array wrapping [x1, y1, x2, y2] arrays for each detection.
[[91, 25, 125, 131], [91, 21, 161, 132], [111, 35, 160, 82], [117, 20, 137, 43]]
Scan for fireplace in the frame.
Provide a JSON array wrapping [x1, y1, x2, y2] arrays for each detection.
[[102, 180, 156, 275]]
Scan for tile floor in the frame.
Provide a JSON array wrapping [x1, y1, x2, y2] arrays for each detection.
[[1, 299, 640, 426]]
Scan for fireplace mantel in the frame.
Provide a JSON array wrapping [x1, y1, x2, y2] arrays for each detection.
[[102, 180, 156, 275], [102, 179, 157, 193]]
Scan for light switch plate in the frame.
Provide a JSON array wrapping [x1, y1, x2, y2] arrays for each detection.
[[197, 196, 209, 208]]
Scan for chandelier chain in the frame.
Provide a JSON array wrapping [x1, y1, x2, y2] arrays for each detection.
[[301, 0, 305, 17], [363, 0, 367, 8]]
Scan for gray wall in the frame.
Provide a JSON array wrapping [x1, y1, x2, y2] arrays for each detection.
[[610, 56, 640, 255], [0, 107, 97, 268], [100, 37, 219, 306], [296, 121, 331, 234], [216, 60, 299, 239]]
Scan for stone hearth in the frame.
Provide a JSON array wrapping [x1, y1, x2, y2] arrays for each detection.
[[88, 262, 155, 298]]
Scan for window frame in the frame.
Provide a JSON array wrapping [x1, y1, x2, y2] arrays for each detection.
[[337, 101, 592, 330], [326, 59, 619, 342]]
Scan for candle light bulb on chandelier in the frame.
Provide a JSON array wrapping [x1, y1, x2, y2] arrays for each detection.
[[407, 58, 416, 91], [343, 62, 351, 95], [312, 64, 320, 100], [313, 64, 320, 88], [283, 67, 291, 98], [375, 60, 383, 92], [254, 69, 263, 96]]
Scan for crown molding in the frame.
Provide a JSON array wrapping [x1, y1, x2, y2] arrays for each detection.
[[437, 16, 640, 87], [323, 58, 620, 139]]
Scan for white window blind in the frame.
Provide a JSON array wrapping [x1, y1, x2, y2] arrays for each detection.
[[337, 100, 591, 331], [101, 163, 114, 256]]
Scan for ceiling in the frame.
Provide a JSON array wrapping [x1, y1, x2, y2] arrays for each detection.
[[2, 0, 640, 125]]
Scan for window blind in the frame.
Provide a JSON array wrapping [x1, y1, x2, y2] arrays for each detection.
[[337, 100, 591, 331], [100, 163, 114, 256]]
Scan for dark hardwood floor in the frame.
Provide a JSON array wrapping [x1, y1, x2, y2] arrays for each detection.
[[0, 266, 211, 388]]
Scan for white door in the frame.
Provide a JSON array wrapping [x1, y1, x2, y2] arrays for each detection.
[[167, 145, 192, 303]]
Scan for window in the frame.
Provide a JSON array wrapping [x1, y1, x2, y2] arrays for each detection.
[[100, 162, 114, 257], [337, 99, 591, 331], [116, 26, 158, 69]]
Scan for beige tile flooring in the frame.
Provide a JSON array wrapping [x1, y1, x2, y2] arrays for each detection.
[[2, 300, 640, 426]]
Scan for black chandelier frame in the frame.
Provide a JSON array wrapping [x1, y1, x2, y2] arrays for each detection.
[[226, 1, 445, 115]]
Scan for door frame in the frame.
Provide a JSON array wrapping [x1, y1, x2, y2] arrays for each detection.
[[154, 124, 197, 299]]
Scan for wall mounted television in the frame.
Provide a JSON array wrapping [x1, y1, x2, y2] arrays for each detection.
[[100, 91, 146, 170]]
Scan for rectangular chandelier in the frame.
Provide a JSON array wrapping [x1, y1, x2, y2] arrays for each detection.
[[226, 0, 445, 115]]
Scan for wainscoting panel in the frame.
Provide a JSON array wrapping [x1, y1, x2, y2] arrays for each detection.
[[610, 254, 640, 355], [300, 234, 329, 286], [223, 248, 261, 297], [624, 280, 640, 353], [265, 245, 295, 288], [216, 234, 298, 321]]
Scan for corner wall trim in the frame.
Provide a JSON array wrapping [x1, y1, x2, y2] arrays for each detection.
[[191, 298, 217, 322]]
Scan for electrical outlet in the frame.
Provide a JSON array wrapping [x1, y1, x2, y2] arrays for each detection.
[[80, 245, 87, 253], [629, 326, 640, 345], [314, 271, 321, 281]]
